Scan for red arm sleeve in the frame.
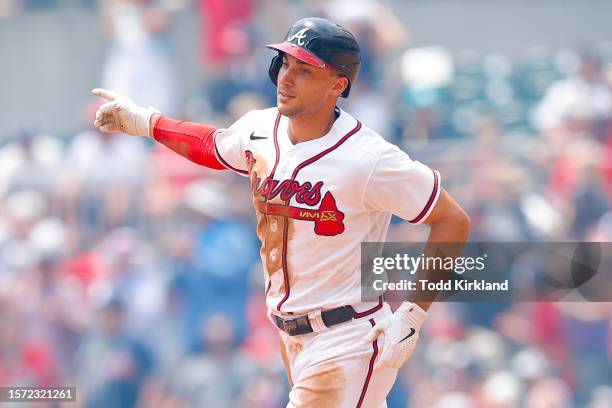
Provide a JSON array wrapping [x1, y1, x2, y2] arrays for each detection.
[[151, 115, 226, 170]]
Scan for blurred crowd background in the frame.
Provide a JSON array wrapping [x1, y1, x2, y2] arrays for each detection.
[[1, 0, 611, 407]]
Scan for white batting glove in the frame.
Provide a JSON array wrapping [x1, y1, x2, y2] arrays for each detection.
[[363, 302, 427, 370], [91, 88, 159, 137]]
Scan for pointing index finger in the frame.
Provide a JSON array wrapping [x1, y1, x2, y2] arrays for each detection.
[[91, 88, 119, 101]]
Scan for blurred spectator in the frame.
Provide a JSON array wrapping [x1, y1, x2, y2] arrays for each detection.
[[76, 298, 154, 408], [172, 178, 260, 348], [199, 0, 254, 68], [165, 313, 256, 407], [100, 0, 178, 115], [63, 129, 149, 244], [0, 130, 63, 199], [534, 53, 612, 139]]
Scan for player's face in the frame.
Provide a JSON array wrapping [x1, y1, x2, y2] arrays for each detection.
[[276, 54, 347, 118]]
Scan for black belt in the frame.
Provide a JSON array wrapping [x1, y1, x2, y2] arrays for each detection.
[[274, 306, 356, 336]]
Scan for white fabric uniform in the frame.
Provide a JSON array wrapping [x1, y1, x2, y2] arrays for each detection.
[[214, 107, 441, 407]]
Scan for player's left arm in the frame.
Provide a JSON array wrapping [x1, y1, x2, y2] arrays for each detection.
[[364, 188, 470, 370]]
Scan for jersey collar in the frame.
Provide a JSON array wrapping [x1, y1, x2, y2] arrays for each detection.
[[277, 107, 359, 153]]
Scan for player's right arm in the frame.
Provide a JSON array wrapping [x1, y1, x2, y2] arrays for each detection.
[[91, 88, 225, 170]]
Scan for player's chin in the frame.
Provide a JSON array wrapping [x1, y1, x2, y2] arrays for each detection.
[[277, 99, 298, 116]]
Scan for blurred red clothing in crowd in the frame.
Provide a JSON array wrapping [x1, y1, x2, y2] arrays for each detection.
[[199, 0, 253, 66]]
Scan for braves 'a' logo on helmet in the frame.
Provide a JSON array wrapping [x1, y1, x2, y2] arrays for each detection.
[[286, 28, 310, 46]]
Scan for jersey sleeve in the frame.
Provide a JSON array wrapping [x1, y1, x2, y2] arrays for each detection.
[[363, 143, 441, 224], [213, 111, 255, 176]]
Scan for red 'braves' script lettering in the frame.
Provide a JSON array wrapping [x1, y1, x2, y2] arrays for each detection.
[[253, 176, 323, 206]]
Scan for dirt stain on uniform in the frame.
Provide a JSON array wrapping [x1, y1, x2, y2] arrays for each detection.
[[247, 153, 287, 282], [284, 214, 297, 288], [279, 337, 294, 388], [261, 198, 287, 277], [292, 362, 347, 408]]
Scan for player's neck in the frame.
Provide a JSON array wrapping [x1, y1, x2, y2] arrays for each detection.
[[287, 107, 337, 145]]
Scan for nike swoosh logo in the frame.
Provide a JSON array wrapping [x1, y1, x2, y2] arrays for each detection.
[[250, 132, 267, 140], [398, 328, 416, 344]]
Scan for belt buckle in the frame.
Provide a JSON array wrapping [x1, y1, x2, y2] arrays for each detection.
[[283, 319, 298, 334]]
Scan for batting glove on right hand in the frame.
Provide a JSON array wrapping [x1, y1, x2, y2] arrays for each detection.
[[363, 302, 427, 370], [92, 88, 159, 137]]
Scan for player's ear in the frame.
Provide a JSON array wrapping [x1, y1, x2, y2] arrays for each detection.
[[330, 75, 349, 97]]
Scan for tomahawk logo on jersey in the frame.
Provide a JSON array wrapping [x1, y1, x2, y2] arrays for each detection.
[[214, 107, 441, 315]]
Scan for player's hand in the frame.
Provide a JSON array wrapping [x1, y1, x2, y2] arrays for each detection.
[[91, 88, 159, 137], [363, 302, 427, 370]]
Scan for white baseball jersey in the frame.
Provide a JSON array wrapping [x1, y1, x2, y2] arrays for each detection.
[[214, 107, 441, 316]]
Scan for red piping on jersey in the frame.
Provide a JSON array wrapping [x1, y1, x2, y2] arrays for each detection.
[[215, 113, 279, 176], [408, 169, 439, 224], [214, 139, 249, 175], [290, 121, 362, 179], [265, 280, 272, 296], [276, 118, 362, 311], [269, 113, 282, 178], [357, 318, 379, 408], [261, 114, 282, 304], [353, 295, 383, 318]]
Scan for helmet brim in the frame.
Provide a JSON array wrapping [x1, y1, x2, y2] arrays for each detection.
[[265, 42, 337, 71]]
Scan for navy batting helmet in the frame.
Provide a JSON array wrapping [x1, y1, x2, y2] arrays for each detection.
[[266, 17, 361, 98]]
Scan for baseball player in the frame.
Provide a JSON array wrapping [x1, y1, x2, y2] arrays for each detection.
[[93, 17, 470, 408]]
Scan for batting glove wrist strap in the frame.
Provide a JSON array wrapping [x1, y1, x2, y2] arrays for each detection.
[[397, 302, 428, 327]]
